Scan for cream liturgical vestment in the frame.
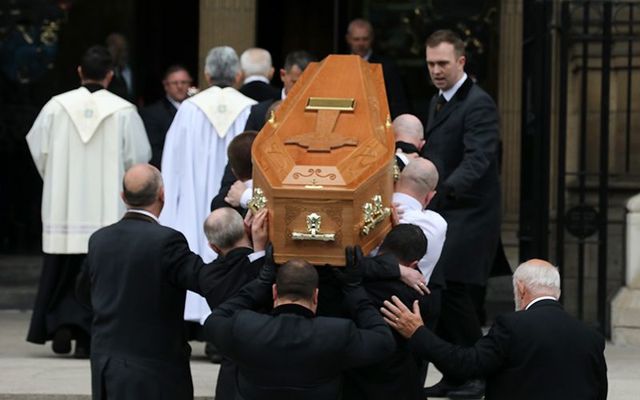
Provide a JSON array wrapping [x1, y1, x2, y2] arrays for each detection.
[[160, 86, 256, 323], [26, 87, 151, 254]]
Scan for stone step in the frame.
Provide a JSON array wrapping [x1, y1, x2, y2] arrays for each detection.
[[0, 256, 42, 285], [0, 286, 37, 310]]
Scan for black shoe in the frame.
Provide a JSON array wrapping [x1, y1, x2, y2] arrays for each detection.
[[204, 342, 223, 364], [73, 334, 91, 359], [423, 379, 459, 398], [51, 328, 72, 354], [446, 379, 485, 399]]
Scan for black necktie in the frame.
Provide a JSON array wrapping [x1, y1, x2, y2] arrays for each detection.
[[435, 94, 447, 114]]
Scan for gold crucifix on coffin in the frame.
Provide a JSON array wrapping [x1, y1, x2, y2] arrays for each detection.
[[285, 97, 359, 152]]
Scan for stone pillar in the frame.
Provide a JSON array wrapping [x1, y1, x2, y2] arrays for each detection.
[[611, 193, 640, 345], [198, 0, 256, 87], [497, 0, 523, 256]]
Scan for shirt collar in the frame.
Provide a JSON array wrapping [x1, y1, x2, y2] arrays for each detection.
[[127, 209, 159, 223], [439, 72, 468, 102], [166, 95, 181, 110], [525, 296, 558, 310], [243, 75, 270, 85], [392, 192, 423, 211], [272, 303, 315, 318], [361, 49, 373, 61], [281, 87, 287, 100]]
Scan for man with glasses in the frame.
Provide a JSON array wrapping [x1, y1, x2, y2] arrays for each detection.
[[140, 65, 194, 169]]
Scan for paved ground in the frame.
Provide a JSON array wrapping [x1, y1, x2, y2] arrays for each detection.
[[0, 310, 638, 399]]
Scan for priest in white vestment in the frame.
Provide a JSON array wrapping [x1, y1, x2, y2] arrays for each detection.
[[160, 46, 256, 325], [25, 45, 151, 357]]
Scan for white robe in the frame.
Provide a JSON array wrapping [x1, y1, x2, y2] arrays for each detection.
[[160, 86, 256, 323], [26, 87, 151, 254]]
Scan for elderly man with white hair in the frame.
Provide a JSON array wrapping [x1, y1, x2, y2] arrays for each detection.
[[160, 46, 256, 327], [239, 47, 280, 102], [381, 259, 608, 400]]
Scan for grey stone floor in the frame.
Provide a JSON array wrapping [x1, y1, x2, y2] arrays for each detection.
[[0, 310, 638, 399]]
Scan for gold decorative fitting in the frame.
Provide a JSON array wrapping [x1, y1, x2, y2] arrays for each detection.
[[305, 97, 356, 111], [385, 114, 392, 129], [292, 213, 336, 242], [393, 159, 401, 181], [267, 109, 276, 125], [247, 188, 267, 213], [361, 195, 391, 235]]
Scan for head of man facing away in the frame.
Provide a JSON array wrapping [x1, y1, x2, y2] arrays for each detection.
[[392, 114, 425, 155], [379, 223, 427, 270], [203, 207, 250, 256], [204, 46, 242, 88], [121, 164, 164, 217], [512, 259, 561, 311], [240, 48, 274, 80], [395, 157, 439, 208], [273, 259, 319, 314]]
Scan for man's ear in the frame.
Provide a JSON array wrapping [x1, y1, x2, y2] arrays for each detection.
[[267, 66, 274, 80], [424, 191, 436, 207], [103, 69, 114, 87], [204, 72, 213, 86], [120, 191, 126, 204], [279, 68, 286, 83], [312, 288, 319, 306], [418, 139, 426, 151], [209, 243, 221, 255], [516, 280, 526, 300], [77, 66, 84, 81], [272, 284, 278, 302], [234, 71, 243, 88]]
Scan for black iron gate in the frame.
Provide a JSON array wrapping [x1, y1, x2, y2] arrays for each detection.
[[522, 1, 640, 335]]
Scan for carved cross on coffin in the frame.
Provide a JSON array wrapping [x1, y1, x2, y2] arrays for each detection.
[[285, 97, 359, 152]]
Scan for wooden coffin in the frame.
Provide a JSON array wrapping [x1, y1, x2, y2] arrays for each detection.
[[251, 54, 395, 266]]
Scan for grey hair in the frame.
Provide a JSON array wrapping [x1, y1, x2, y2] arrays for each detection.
[[513, 260, 561, 299], [399, 158, 439, 194], [204, 46, 240, 86], [240, 48, 272, 77], [203, 208, 245, 250]]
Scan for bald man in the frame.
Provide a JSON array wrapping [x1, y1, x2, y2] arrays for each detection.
[[392, 114, 425, 170], [239, 48, 280, 102], [382, 259, 608, 400], [77, 164, 206, 400]]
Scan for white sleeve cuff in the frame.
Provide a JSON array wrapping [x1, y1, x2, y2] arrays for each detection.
[[239, 187, 253, 209], [248, 250, 266, 262]]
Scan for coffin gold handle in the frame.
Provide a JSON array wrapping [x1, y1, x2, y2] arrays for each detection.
[[361, 195, 391, 235], [247, 188, 267, 213], [291, 213, 335, 242]]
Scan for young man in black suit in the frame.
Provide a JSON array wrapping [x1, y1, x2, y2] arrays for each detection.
[[382, 259, 608, 400], [140, 65, 193, 169], [77, 164, 205, 400], [420, 29, 502, 398], [203, 251, 396, 399]]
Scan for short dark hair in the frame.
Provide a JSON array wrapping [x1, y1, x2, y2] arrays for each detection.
[[276, 259, 319, 301], [122, 168, 162, 207], [228, 131, 258, 181], [163, 64, 190, 80], [80, 45, 114, 80], [425, 29, 465, 58], [284, 50, 315, 72], [379, 224, 427, 265]]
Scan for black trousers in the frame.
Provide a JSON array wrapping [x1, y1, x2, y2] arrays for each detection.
[[26, 254, 92, 344]]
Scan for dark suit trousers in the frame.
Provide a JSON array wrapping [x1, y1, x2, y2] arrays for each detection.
[[435, 281, 482, 384]]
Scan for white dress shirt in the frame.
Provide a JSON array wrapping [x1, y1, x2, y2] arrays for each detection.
[[440, 73, 468, 101], [525, 296, 558, 310]]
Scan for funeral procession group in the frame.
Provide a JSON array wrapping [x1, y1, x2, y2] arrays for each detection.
[[23, 18, 607, 400]]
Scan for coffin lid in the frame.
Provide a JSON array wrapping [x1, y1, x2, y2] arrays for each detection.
[[252, 54, 395, 190]]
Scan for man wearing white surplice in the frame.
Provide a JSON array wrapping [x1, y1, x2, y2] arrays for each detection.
[[25, 45, 151, 357], [160, 46, 256, 326]]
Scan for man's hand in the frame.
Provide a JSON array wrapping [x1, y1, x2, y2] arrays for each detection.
[[333, 246, 363, 290], [399, 265, 429, 295], [381, 296, 424, 339], [225, 180, 247, 207], [392, 202, 405, 226], [258, 243, 277, 285], [251, 208, 269, 252]]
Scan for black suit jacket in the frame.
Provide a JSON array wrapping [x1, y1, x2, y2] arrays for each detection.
[[368, 53, 410, 118], [421, 78, 501, 285], [240, 80, 280, 102], [409, 300, 608, 400], [203, 280, 395, 400], [244, 98, 276, 132], [78, 212, 204, 400], [140, 98, 177, 169]]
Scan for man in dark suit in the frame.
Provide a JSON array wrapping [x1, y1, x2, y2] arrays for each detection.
[[346, 18, 410, 118], [140, 65, 193, 169], [419, 29, 501, 398], [244, 50, 314, 132], [382, 259, 608, 400], [203, 250, 396, 399], [77, 164, 205, 400], [239, 48, 280, 102], [199, 207, 268, 400]]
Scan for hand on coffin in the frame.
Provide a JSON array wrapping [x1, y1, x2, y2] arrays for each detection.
[[391, 203, 403, 226], [243, 209, 254, 238], [333, 246, 364, 291], [225, 180, 247, 207], [399, 265, 429, 295], [251, 208, 269, 252], [258, 243, 277, 285], [381, 296, 425, 339]]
